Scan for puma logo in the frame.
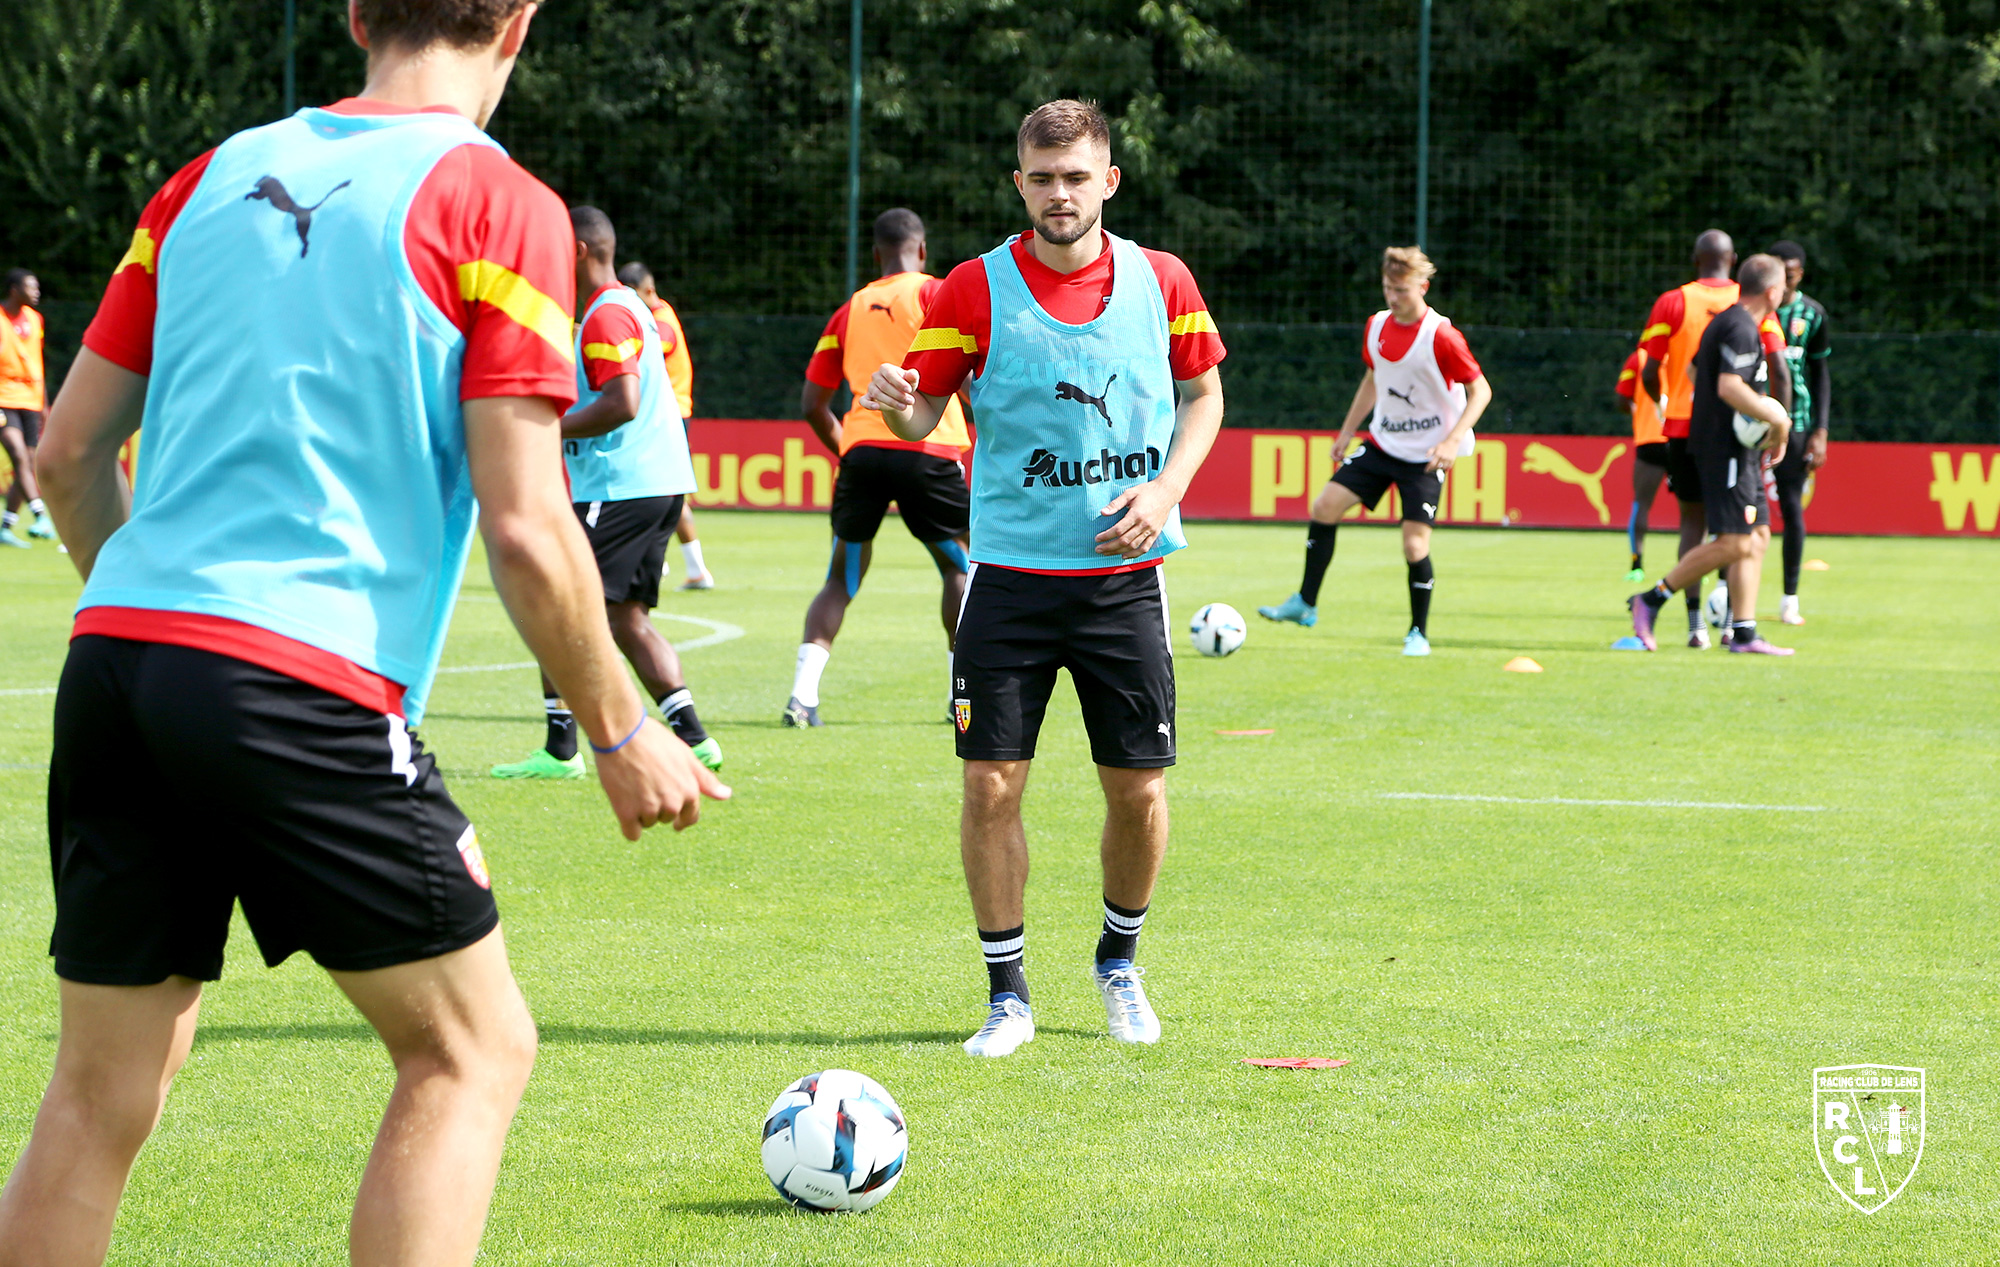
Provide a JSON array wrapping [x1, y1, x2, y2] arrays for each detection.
[[246, 175, 351, 258], [1055, 375, 1117, 425], [869, 302, 893, 314], [1521, 441, 1626, 526], [1384, 386, 1417, 406], [1157, 721, 1172, 740], [1020, 448, 1060, 487]]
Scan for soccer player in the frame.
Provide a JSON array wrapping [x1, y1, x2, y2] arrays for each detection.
[[617, 260, 715, 590], [1766, 240, 1830, 625], [0, 267, 55, 546], [492, 208, 723, 779], [1637, 230, 1789, 647], [786, 208, 972, 727], [0, 2, 727, 1259], [1256, 247, 1493, 656], [1627, 254, 1795, 656], [1616, 345, 1668, 582], [860, 100, 1226, 1057]]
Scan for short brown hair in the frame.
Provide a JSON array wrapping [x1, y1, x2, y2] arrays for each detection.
[[1381, 246, 1436, 283], [1738, 253, 1785, 295], [356, 0, 530, 52], [1017, 100, 1111, 157]]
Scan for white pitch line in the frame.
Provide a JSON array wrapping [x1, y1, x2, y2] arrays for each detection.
[[0, 686, 56, 697], [436, 611, 744, 675], [1378, 792, 1830, 813]]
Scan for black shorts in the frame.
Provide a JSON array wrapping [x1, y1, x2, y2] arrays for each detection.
[[829, 445, 969, 543], [577, 493, 685, 607], [1331, 438, 1441, 526], [49, 637, 497, 985], [1664, 436, 1701, 501], [952, 563, 1175, 769], [1694, 439, 1769, 535], [2, 407, 41, 447], [1634, 441, 1668, 470]]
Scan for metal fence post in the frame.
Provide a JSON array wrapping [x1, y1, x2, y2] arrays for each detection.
[[845, 0, 863, 299], [1416, 0, 1431, 248]]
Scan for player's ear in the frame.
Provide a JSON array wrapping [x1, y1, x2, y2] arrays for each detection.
[[1012, 170, 1025, 197], [348, 0, 369, 50], [499, 3, 538, 60], [1104, 166, 1121, 198]]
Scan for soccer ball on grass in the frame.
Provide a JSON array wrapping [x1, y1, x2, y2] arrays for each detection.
[[1189, 602, 1247, 657], [761, 1069, 908, 1213], [1704, 582, 1731, 630]]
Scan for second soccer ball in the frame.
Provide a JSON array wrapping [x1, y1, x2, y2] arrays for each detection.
[[1189, 603, 1247, 657], [1704, 583, 1731, 630]]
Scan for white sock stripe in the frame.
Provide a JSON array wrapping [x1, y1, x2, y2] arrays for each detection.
[[1102, 909, 1147, 932], [659, 688, 693, 716], [979, 934, 1024, 957]]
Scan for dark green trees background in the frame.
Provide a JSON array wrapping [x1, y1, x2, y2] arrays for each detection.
[[3, 0, 1997, 434]]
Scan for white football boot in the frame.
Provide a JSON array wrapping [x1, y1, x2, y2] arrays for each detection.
[[963, 996, 1035, 1058], [1092, 960, 1161, 1044]]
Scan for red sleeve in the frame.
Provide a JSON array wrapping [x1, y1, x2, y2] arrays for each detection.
[[577, 301, 646, 391], [653, 311, 678, 359], [403, 144, 577, 410], [1759, 314, 1785, 355], [919, 276, 946, 309], [1433, 324, 1482, 386], [1640, 290, 1681, 362], [1361, 324, 1374, 370], [804, 304, 848, 388], [1615, 351, 1640, 399], [1144, 249, 1226, 380], [82, 150, 218, 375], [904, 259, 989, 396]]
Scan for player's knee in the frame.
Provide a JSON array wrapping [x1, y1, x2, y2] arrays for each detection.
[[47, 1062, 171, 1154], [1309, 485, 1346, 522], [963, 763, 1024, 816], [1101, 767, 1166, 818]]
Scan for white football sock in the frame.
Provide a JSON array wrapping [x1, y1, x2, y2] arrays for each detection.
[[680, 539, 707, 578], [793, 642, 831, 707]]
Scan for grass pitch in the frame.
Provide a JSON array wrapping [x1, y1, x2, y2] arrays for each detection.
[[0, 512, 1994, 1263]]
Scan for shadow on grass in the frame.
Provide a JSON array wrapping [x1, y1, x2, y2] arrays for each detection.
[[190, 1021, 1099, 1047], [663, 1198, 799, 1218]]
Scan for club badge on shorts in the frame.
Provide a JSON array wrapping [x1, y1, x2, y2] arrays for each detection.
[[953, 699, 971, 733], [456, 825, 492, 890], [1745, 503, 1757, 525], [1814, 1065, 1924, 1212]]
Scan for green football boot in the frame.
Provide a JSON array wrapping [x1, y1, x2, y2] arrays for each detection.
[[690, 736, 724, 772], [490, 748, 585, 780]]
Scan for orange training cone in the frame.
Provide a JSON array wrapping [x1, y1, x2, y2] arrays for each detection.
[[1503, 657, 1543, 673]]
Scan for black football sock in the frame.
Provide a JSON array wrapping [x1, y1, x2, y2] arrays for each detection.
[[1732, 618, 1757, 644], [543, 695, 578, 761], [1640, 582, 1672, 611], [1095, 899, 1148, 965], [658, 687, 708, 746], [1407, 557, 1434, 635], [1630, 551, 1643, 573], [1299, 521, 1338, 606], [980, 925, 1029, 1003]]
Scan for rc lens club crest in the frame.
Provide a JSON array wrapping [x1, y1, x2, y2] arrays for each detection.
[[1813, 1065, 1924, 1213]]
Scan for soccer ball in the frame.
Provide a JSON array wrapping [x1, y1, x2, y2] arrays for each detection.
[[1731, 411, 1771, 449], [761, 1069, 908, 1213], [1704, 582, 1731, 630], [1189, 602, 1247, 657]]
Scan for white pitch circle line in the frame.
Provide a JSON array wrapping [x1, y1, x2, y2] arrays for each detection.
[[1378, 792, 1830, 813], [435, 612, 744, 675]]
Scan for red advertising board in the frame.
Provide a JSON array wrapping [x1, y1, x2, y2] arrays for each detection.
[[685, 420, 1999, 537]]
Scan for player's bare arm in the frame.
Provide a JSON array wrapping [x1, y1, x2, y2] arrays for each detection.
[[465, 394, 729, 835], [1423, 373, 1493, 472], [559, 371, 639, 440], [801, 379, 843, 454], [861, 363, 948, 440], [1095, 366, 1224, 558], [1328, 369, 1376, 461], [32, 348, 144, 579]]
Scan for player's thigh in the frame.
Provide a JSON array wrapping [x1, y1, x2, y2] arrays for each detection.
[[828, 449, 892, 544], [1395, 466, 1444, 528], [1326, 442, 1396, 517], [330, 925, 533, 1071], [49, 636, 238, 986], [1065, 569, 1176, 771], [580, 496, 677, 609], [1633, 445, 1668, 499], [952, 566, 1065, 762], [130, 644, 500, 977], [13, 409, 43, 449], [891, 453, 970, 545], [1664, 438, 1703, 503]]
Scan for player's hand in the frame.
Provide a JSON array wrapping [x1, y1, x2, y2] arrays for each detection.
[[1422, 437, 1459, 473], [1095, 479, 1178, 557], [593, 716, 731, 838], [1806, 429, 1828, 469], [859, 364, 921, 419]]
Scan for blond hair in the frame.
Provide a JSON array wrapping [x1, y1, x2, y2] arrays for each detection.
[[1381, 246, 1437, 283]]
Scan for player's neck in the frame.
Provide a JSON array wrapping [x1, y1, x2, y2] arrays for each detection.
[[0, 300, 18, 318], [1028, 225, 1106, 276], [1388, 301, 1428, 325], [579, 263, 620, 301], [877, 253, 924, 279], [359, 44, 507, 127]]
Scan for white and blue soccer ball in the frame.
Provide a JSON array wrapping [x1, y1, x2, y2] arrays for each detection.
[[1189, 602, 1247, 658], [761, 1069, 908, 1213], [1704, 582, 1731, 630]]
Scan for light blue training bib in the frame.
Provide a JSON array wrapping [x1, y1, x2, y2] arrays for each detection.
[[564, 286, 695, 503]]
